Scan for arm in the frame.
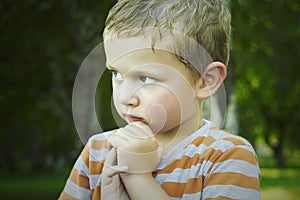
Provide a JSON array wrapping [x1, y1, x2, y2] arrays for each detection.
[[101, 147, 130, 200], [120, 172, 170, 200], [108, 122, 170, 200], [203, 146, 261, 200], [58, 146, 91, 200], [59, 134, 113, 200]]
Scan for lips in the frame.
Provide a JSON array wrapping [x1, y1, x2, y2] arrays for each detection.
[[125, 114, 144, 122]]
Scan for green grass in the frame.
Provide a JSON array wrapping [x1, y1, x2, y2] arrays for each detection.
[[0, 171, 69, 200], [0, 167, 299, 199], [260, 167, 300, 200]]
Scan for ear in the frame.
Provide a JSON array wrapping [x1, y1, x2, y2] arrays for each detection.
[[195, 62, 227, 100]]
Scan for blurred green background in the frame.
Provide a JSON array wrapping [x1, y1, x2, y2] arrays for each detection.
[[0, 0, 299, 199]]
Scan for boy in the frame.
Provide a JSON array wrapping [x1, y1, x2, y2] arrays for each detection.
[[59, 0, 260, 199]]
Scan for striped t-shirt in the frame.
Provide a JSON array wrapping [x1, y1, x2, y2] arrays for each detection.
[[59, 120, 261, 200]]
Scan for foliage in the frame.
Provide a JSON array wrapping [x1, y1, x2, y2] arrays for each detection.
[[231, 0, 300, 166], [0, 0, 299, 171], [0, 0, 117, 171], [260, 167, 300, 200]]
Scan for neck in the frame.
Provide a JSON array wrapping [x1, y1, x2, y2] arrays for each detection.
[[155, 111, 204, 155]]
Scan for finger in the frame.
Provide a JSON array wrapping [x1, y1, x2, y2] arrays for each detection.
[[124, 123, 154, 139], [104, 147, 117, 166], [104, 165, 129, 178], [119, 125, 146, 139], [131, 122, 154, 137], [108, 133, 128, 148]]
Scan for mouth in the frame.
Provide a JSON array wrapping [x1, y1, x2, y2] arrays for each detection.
[[125, 114, 145, 123]]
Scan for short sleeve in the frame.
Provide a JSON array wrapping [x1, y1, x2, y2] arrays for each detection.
[[58, 144, 92, 200], [202, 144, 261, 200]]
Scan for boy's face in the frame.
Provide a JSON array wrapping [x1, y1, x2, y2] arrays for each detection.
[[104, 35, 202, 134]]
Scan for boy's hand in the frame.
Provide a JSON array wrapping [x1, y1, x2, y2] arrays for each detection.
[[101, 147, 130, 200], [108, 122, 163, 173]]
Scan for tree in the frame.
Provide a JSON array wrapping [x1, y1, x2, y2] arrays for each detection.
[[231, 0, 300, 167], [0, 0, 117, 171]]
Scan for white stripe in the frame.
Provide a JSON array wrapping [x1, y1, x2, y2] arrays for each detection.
[[211, 159, 260, 178], [157, 121, 211, 168], [155, 167, 190, 184], [89, 174, 101, 189], [74, 156, 89, 176], [91, 131, 113, 141], [155, 161, 213, 184], [86, 131, 114, 149], [90, 148, 108, 161], [237, 144, 256, 152], [181, 191, 202, 199], [182, 144, 210, 158], [211, 139, 236, 151], [64, 179, 91, 199], [203, 185, 261, 200]]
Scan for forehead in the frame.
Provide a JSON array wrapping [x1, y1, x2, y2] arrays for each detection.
[[104, 34, 195, 82], [104, 29, 212, 75], [104, 33, 169, 65]]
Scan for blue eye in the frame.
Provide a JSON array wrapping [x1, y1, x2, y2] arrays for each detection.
[[112, 71, 123, 80], [139, 76, 155, 83]]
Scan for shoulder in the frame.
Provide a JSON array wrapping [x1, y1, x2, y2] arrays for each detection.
[[191, 120, 254, 152], [200, 120, 256, 153], [86, 130, 117, 150], [198, 124, 261, 199], [212, 129, 254, 151], [211, 130, 258, 165], [197, 124, 259, 175], [190, 121, 258, 165], [80, 130, 118, 163]]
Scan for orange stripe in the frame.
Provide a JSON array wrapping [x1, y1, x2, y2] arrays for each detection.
[[156, 147, 257, 178], [161, 182, 186, 197], [89, 160, 104, 175], [91, 139, 108, 150], [157, 154, 200, 174], [184, 176, 204, 194], [91, 186, 101, 200], [204, 172, 260, 191], [223, 137, 246, 146], [190, 136, 216, 147], [161, 176, 205, 197], [58, 191, 78, 200], [213, 147, 258, 165], [205, 148, 258, 174], [156, 150, 219, 175], [80, 147, 90, 167], [69, 168, 90, 189]]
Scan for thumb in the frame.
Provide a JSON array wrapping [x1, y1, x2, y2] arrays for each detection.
[[104, 147, 117, 166]]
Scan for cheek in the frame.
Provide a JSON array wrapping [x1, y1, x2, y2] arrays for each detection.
[[144, 90, 181, 132], [112, 88, 122, 114]]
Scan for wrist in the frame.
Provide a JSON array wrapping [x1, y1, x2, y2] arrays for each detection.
[[120, 171, 153, 182], [119, 171, 170, 200], [117, 149, 161, 173]]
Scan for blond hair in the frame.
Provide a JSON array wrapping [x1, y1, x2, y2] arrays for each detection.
[[104, 0, 231, 72]]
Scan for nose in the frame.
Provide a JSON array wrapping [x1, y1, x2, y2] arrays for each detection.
[[118, 91, 139, 107], [126, 95, 139, 106], [114, 81, 140, 107]]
